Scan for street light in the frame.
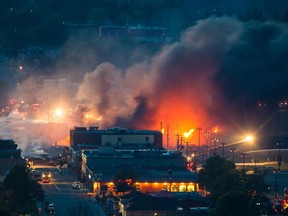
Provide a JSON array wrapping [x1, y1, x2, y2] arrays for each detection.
[[277, 142, 283, 172], [186, 141, 189, 157], [204, 131, 210, 156], [240, 153, 247, 170], [220, 142, 226, 158], [212, 138, 218, 155], [230, 147, 237, 163], [275, 142, 283, 199]]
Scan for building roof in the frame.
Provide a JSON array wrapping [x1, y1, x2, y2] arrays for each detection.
[[149, 190, 173, 198], [137, 170, 198, 182], [72, 127, 162, 135], [120, 191, 147, 201], [125, 196, 177, 211], [86, 168, 198, 183]]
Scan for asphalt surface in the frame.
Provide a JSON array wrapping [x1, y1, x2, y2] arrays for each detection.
[[33, 162, 106, 216]]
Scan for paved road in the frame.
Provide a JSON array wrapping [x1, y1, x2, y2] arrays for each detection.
[[33, 163, 106, 216]]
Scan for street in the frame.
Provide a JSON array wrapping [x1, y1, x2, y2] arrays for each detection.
[[33, 163, 106, 216]]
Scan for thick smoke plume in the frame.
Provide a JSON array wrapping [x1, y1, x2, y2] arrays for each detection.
[[2, 16, 288, 149], [76, 17, 242, 138], [76, 16, 288, 145]]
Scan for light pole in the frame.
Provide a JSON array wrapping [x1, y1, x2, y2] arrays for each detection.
[[230, 147, 237, 163], [220, 142, 226, 158], [212, 138, 218, 155], [204, 131, 210, 156], [275, 142, 283, 199], [186, 141, 189, 157], [240, 153, 247, 170], [196, 127, 202, 150], [277, 142, 283, 172], [167, 169, 173, 192]]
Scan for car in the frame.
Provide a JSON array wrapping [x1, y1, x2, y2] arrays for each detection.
[[72, 182, 81, 190], [42, 172, 52, 183], [44, 202, 55, 214]]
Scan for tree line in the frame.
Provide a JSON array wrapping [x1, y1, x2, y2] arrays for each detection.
[[0, 164, 44, 215]]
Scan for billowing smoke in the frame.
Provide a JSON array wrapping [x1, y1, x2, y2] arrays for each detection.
[[2, 16, 288, 149], [76, 17, 242, 134], [75, 16, 288, 145]]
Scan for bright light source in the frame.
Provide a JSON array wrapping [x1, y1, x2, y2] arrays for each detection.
[[54, 108, 63, 117], [184, 129, 194, 138], [244, 135, 254, 142]]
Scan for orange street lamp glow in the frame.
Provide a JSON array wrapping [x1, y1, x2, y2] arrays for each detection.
[[244, 135, 254, 142]]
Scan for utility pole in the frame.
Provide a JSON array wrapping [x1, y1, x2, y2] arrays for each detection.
[[186, 141, 189, 157], [212, 138, 218, 155], [230, 148, 237, 163], [240, 153, 247, 170], [180, 136, 183, 151], [204, 131, 210, 156], [275, 142, 283, 200], [220, 142, 226, 158], [166, 124, 169, 149], [196, 127, 202, 150]]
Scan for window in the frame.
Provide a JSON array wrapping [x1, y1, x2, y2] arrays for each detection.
[[145, 137, 150, 142]]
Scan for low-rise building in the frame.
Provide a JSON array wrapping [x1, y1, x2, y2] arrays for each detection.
[[69, 127, 200, 195], [81, 147, 198, 195], [70, 127, 163, 148], [116, 191, 210, 216]]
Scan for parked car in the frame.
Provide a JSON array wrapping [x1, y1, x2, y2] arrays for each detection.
[[72, 182, 81, 190], [44, 202, 55, 214]]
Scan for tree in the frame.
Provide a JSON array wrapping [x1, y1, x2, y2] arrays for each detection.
[[113, 167, 137, 194], [3, 164, 44, 214], [0, 183, 18, 216], [198, 155, 240, 200], [198, 156, 272, 215], [214, 191, 249, 216]]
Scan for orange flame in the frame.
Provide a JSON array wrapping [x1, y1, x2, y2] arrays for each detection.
[[184, 129, 194, 138]]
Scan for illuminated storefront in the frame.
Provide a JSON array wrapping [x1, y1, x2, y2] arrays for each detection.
[[92, 180, 198, 195]]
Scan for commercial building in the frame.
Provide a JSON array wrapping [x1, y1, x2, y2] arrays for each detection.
[[81, 147, 198, 195], [69, 126, 199, 195], [70, 127, 163, 148]]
